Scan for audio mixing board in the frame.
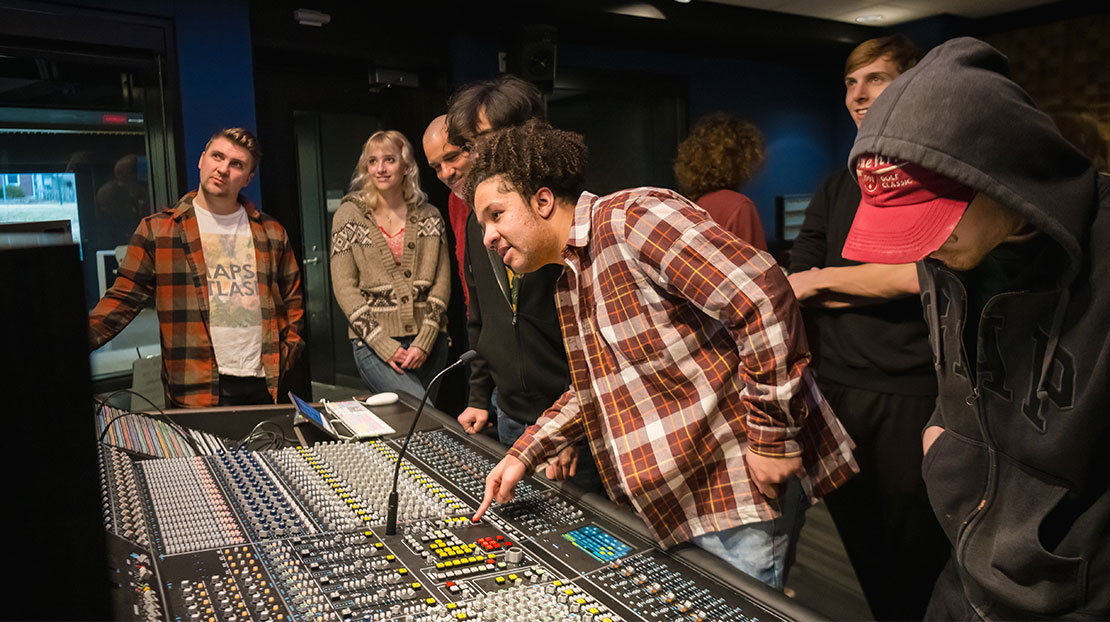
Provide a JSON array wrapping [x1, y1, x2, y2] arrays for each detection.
[[99, 404, 812, 622]]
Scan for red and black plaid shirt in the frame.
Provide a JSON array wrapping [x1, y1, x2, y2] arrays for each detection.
[[508, 188, 856, 547], [89, 192, 305, 408]]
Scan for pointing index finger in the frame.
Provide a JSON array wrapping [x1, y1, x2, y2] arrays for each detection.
[[473, 474, 497, 521]]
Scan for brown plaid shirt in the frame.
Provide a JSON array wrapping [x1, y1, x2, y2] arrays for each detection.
[[508, 188, 856, 547], [89, 192, 305, 408]]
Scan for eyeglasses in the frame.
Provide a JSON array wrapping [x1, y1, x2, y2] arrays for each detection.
[[460, 128, 495, 156]]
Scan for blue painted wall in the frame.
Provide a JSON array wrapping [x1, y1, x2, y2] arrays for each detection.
[[62, 0, 260, 206], [169, 0, 260, 207]]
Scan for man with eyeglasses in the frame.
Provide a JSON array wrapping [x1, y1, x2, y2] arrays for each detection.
[[424, 76, 598, 490]]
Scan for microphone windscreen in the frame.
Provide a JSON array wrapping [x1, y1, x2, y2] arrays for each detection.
[[458, 349, 478, 364]]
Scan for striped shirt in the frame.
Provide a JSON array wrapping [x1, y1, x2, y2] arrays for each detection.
[[508, 188, 856, 547], [89, 192, 306, 408]]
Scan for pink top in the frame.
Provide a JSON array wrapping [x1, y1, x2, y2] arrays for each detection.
[[381, 227, 404, 265]]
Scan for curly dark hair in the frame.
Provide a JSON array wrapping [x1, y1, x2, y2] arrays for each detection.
[[462, 119, 587, 206], [673, 113, 765, 200]]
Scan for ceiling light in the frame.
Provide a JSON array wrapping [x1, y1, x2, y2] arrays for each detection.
[[293, 8, 331, 27], [855, 14, 884, 24], [607, 3, 668, 19]]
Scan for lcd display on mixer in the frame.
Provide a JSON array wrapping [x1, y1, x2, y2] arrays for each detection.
[[562, 525, 634, 563]]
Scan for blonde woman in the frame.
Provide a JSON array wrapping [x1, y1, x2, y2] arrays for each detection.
[[331, 130, 450, 401]]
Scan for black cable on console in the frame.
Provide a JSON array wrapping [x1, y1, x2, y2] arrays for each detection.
[[235, 420, 291, 451]]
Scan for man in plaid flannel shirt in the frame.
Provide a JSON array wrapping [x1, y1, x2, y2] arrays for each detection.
[[89, 128, 305, 408], [468, 121, 856, 589]]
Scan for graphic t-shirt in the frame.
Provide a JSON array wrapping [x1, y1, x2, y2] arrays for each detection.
[[194, 201, 264, 377]]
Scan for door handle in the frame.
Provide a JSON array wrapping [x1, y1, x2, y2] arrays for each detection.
[[303, 257, 320, 265]]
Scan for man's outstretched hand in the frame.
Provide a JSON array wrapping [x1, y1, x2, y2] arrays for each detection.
[[472, 455, 528, 521]]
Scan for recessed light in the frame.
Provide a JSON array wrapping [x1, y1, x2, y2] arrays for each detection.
[[674, 0, 692, 3], [607, 3, 668, 19], [855, 14, 884, 24]]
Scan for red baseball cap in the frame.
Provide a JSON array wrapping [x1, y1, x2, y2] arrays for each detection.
[[842, 154, 975, 264]]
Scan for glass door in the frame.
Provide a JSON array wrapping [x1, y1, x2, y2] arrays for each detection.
[[294, 111, 382, 387], [0, 42, 180, 381]]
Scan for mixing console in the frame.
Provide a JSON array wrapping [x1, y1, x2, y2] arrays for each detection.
[[142, 456, 247, 554], [100, 410, 804, 622], [593, 554, 767, 621], [102, 446, 153, 548], [106, 532, 166, 619], [409, 430, 585, 533], [97, 404, 227, 458]]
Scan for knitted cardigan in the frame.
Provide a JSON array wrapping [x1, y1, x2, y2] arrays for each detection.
[[330, 194, 450, 360]]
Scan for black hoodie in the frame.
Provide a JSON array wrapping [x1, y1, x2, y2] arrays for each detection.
[[464, 212, 571, 423], [851, 37, 1110, 619]]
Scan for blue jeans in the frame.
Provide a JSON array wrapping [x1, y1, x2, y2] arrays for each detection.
[[692, 478, 808, 590], [495, 394, 526, 446], [351, 333, 449, 405], [498, 406, 606, 495]]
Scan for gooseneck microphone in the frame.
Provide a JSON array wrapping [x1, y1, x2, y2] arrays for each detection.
[[386, 349, 477, 535]]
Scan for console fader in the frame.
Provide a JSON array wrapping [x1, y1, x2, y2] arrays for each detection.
[[101, 415, 804, 622]]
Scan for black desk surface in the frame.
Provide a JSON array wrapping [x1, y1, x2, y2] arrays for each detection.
[[162, 392, 447, 448]]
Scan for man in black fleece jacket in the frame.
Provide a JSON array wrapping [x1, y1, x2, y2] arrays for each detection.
[[788, 35, 947, 621], [844, 37, 1110, 620], [447, 76, 599, 490]]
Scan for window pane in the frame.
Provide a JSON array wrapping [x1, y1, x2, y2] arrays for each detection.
[[0, 172, 81, 247], [0, 48, 175, 380]]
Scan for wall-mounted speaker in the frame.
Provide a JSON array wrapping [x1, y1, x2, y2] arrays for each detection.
[[519, 26, 557, 92]]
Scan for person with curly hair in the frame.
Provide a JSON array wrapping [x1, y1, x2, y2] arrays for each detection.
[[423, 77, 603, 494], [468, 120, 856, 590], [674, 112, 768, 251], [330, 130, 450, 402]]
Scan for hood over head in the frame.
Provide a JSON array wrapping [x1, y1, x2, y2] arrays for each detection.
[[848, 36, 1097, 284]]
